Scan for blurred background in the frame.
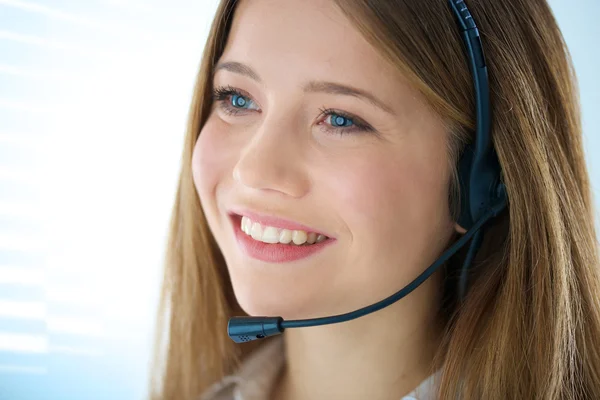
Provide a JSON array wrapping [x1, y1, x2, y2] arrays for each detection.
[[0, 1, 598, 399]]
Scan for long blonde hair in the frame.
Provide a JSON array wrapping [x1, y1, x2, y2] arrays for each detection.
[[150, 1, 600, 398]]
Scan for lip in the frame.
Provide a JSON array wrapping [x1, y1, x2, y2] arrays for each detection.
[[228, 213, 336, 263]]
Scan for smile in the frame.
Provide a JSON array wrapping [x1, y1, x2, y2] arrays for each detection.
[[240, 216, 328, 245], [229, 213, 335, 263]]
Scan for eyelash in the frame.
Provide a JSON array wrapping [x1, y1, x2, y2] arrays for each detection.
[[211, 85, 374, 136]]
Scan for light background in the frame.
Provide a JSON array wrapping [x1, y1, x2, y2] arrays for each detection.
[[0, 1, 598, 399]]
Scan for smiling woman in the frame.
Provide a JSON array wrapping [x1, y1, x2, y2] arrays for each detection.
[[149, 0, 600, 399]]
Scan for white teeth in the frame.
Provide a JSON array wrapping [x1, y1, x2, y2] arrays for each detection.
[[292, 230, 308, 245], [250, 222, 262, 240], [239, 216, 328, 245], [241, 216, 250, 234], [279, 229, 293, 244], [261, 226, 279, 244]]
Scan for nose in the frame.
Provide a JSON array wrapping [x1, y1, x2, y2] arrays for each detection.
[[232, 113, 309, 198]]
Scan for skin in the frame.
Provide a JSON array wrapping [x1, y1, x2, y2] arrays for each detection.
[[192, 0, 465, 398]]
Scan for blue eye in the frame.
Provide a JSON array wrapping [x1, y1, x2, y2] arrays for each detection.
[[212, 86, 260, 116], [330, 114, 354, 128], [318, 107, 373, 136], [212, 86, 375, 136], [231, 94, 250, 108]]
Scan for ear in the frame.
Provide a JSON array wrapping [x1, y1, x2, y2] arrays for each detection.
[[454, 223, 467, 234]]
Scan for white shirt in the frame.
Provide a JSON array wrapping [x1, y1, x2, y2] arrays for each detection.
[[199, 336, 440, 400]]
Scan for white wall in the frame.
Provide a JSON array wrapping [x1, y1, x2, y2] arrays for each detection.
[[0, 1, 218, 399], [548, 0, 600, 213]]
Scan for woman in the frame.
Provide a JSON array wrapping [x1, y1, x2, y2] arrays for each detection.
[[150, 0, 600, 399]]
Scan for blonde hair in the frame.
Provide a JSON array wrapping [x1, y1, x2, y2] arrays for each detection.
[[150, 0, 600, 398]]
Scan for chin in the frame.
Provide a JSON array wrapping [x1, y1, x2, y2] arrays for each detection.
[[231, 279, 322, 320]]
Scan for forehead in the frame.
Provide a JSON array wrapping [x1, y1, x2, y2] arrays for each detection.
[[219, 0, 412, 102]]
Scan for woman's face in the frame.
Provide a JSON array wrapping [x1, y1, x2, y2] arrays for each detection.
[[193, 0, 459, 319]]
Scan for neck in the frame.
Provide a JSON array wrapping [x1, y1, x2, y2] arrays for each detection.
[[271, 275, 445, 400]]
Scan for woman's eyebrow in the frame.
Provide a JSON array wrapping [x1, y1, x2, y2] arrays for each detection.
[[215, 61, 262, 83], [303, 81, 394, 115], [214, 60, 395, 115]]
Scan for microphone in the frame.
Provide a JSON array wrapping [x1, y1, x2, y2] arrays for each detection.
[[228, 196, 507, 343]]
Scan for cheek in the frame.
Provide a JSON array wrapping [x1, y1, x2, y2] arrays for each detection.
[[327, 140, 452, 255], [191, 117, 235, 207], [322, 141, 453, 305]]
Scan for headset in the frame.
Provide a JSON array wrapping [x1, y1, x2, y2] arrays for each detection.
[[228, 0, 508, 343]]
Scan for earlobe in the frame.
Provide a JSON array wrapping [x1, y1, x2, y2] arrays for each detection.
[[454, 223, 467, 234]]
